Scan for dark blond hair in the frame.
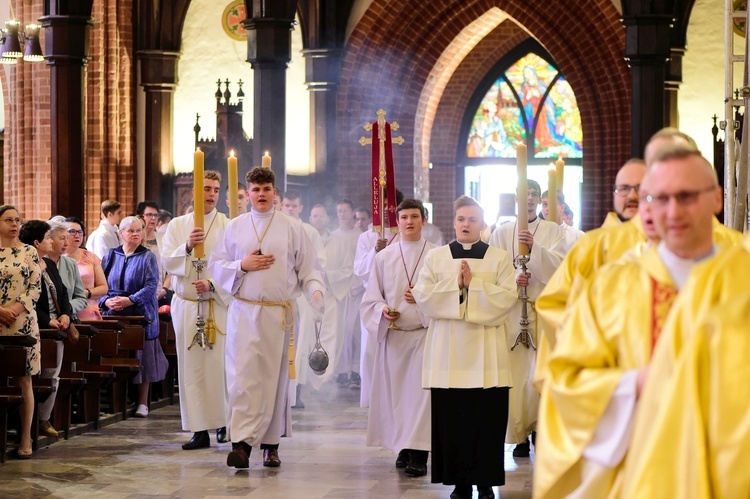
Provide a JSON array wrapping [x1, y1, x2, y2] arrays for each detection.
[[101, 199, 121, 217], [205, 170, 222, 183], [453, 195, 484, 219]]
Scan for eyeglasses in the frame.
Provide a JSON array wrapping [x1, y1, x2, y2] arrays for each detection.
[[68, 229, 84, 236], [1, 217, 22, 225], [643, 185, 717, 207], [143, 213, 158, 218], [614, 184, 640, 196], [123, 229, 142, 235]]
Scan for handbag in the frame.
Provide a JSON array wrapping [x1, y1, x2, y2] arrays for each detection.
[[44, 270, 79, 345], [308, 321, 329, 375]]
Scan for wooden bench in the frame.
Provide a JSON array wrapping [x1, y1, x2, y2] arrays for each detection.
[[82, 317, 146, 418], [0, 335, 36, 463], [158, 312, 177, 404]]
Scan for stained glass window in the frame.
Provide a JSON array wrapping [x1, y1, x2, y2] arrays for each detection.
[[465, 52, 583, 159]]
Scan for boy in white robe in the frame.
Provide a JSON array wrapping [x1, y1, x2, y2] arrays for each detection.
[[413, 195, 517, 499], [209, 167, 325, 469], [361, 199, 436, 477], [489, 180, 565, 457], [161, 170, 231, 450]]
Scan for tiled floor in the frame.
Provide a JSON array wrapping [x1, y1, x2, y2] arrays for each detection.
[[1, 384, 533, 498]]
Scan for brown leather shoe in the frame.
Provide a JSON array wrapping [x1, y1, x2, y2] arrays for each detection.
[[263, 448, 281, 467], [227, 443, 250, 469]]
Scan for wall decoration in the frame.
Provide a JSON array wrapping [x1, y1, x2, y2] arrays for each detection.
[[222, 0, 248, 41]]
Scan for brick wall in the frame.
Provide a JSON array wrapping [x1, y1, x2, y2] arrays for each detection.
[[337, 0, 631, 232], [1, 0, 136, 234]]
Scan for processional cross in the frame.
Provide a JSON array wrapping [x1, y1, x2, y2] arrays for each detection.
[[359, 109, 405, 238]]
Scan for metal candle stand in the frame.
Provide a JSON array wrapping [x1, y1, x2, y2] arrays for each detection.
[[188, 258, 213, 350], [511, 254, 536, 351]]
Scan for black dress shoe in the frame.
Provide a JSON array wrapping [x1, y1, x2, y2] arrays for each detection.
[[182, 431, 210, 450], [263, 448, 281, 467], [404, 449, 428, 477], [395, 449, 409, 468], [477, 486, 495, 499], [216, 427, 228, 443], [227, 442, 250, 469], [450, 485, 472, 499], [513, 440, 530, 457]]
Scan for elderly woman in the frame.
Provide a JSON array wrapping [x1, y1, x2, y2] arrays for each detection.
[[18, 219, 74, 445], [0, 206, 41, 458], [100, 215, 167, 418], [47, 221, 88, 318], [64, 217, 107, 320]]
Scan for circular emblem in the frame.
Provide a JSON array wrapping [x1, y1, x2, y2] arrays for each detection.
[[222, 0, 248, 41]]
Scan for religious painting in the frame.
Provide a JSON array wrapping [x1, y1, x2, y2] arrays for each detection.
[[466, 51, 583, 160], [223, 0, 248, 41]]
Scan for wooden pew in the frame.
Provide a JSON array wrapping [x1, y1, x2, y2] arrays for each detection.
[[82, 318, 146, 418], [158, 313, 177, 404], [0, 336, 36, 463], [63, 324, 116, 430]]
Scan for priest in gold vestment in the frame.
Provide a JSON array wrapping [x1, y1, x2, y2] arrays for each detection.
[[620, 233, 750, 498], [534, 145, 723, 498]]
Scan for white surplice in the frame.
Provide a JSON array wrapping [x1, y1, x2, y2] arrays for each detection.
[[489, 217, 566, 443], [413, 242, 517, 389], [292, 222, 327, 393], [332, 227, 362, 379], [353, 229, 400, 407], [161, 209, 231, 432], [361, 238, 436, 452], [209, 208, 325, 446]]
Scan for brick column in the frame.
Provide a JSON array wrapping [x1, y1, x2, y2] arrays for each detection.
[[40, 2, 94, 220]]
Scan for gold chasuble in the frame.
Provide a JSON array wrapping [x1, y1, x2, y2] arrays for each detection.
[[534, 245, 676, 499], [534, 215, 646, 389], [621, 233, 750, 498], [600, 211, 622, 229]]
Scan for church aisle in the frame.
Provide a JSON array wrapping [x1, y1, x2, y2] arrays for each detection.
[[1, 386, 533, 498]]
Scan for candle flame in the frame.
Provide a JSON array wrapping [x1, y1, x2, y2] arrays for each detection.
[[264, 151, 269, 156], [230, 150, 235, 157]]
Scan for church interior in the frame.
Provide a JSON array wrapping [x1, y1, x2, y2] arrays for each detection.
[[0, 0, 746, 497]]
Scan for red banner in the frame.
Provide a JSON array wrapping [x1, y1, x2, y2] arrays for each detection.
[[370, 121, 398, 235]]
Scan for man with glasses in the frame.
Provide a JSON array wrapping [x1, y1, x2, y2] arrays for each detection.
[[534, 144, 736, 498], [489, 180, 566, 458], [607, 159, 647, 227]]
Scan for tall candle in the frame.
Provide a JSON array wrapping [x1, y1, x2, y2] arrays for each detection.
[[262, 151, 272, 168], [555, 157, 565, 194], [228, 150, 238, 219], [516, 143, 529, 256], [193, 148, 205, 258], [548, 168, 558, 224]]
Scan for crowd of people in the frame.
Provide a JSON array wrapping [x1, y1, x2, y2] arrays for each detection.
[[0, 126, 748, 499]]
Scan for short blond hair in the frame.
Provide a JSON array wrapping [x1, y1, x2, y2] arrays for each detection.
[[205, 170, 222, 183], [648, 143, 718, 185], [453, 195, 484, 219]]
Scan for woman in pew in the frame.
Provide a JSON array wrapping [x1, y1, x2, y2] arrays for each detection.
[[18, 220, 73, 445], [100, 216, 167, 418], [64, 217, 108, 320], [0, 206, 42, 458]]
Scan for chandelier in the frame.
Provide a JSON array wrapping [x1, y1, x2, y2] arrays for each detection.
[[0, 20, 43, 64]]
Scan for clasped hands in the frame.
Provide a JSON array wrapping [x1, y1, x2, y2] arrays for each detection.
[[0, 302, 24, 327], [105, 296, 133, 312], [49, 314, 71, 331], [241, 249, 275, 272], [457, 260, 473, 290]]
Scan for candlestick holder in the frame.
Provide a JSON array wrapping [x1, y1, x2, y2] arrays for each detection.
[[188, 258, 213, 350], [511, 254, 536, 351]]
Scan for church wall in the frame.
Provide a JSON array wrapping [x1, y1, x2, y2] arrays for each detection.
[[2, 0, 51, 220], [337, 0, 631, 232]]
